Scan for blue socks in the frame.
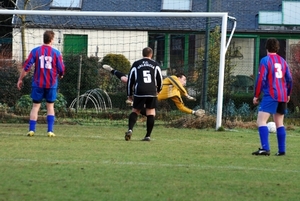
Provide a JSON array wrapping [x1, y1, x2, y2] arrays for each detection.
[[258, 126, 270, 151], [29, 115, 55, 133], [29, 120, 37, 132], [47, 115, 55, 132], [276, 126, 286, 153], [259, 125, 286, 153]]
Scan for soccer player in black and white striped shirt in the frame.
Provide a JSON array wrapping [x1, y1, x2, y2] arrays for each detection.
[[125, 47, 163, 141]]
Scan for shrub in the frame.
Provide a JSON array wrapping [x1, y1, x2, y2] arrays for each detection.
[[107, 92, 128, 109], [99, 53, 131, 92], [230, 93, 253, 109], [15, 94, 32, 111], [59, 54, 102, 106], [0, 64, 27, 107], [15, 93, 67, 114], [100, 53, 131, 73]]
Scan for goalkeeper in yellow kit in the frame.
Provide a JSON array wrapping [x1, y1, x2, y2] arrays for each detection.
[[102, 65, 204, 117]]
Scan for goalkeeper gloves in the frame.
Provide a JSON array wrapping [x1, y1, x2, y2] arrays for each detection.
[[193, 109, 205, 117], [125, 99, 133, 106]]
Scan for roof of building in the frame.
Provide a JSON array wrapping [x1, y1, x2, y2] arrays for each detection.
[[12, 0, 289, 33]]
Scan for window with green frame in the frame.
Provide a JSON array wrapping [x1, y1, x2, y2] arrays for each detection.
[[149, 33, 196, 74]]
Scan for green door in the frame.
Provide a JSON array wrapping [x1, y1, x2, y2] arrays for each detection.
[[63, 34, 88, 55]]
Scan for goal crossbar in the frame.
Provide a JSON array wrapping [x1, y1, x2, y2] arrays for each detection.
[[0, 9, 236, 130], [1, 10, 228, 18]]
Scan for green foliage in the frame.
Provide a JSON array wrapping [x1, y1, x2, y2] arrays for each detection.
[[100, 53, 131, 73], [107, 92, 129, 109], [53, 93, 68, 112], [196, 26, 235, 105], [15, 93, 67, 113], [0, 64, 26, 107], [0, 103, 9, 113], [59, 54, 102, 105], [230, 93, 253, 108], [15, 94, 32, 112], [290, 66, 300, 113], [217, 126, 225, 131], [99, 53, 131, 92]]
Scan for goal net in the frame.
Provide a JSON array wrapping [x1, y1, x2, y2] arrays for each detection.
[[0, 9, 236, 129]]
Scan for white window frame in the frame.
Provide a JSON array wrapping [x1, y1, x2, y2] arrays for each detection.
[[161, 0, 192, 11], [51, 0, 82, 9]]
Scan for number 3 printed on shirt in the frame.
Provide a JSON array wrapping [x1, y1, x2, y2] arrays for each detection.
[[143, 70, 152, 83], [39, 55, 53, 69], [274, 63, 283, 78]]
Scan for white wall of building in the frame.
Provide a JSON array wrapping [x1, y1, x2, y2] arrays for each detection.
[[12, 28, 148, 64]]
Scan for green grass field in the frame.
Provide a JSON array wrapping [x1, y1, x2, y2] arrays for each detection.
[[0, 123, 300, 201]]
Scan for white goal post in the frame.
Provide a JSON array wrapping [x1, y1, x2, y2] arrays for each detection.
[[0, 10, 236, 130]]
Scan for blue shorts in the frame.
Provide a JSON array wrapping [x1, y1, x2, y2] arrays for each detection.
[[259, 96, 287, 114], [31, 87, 57, 103]]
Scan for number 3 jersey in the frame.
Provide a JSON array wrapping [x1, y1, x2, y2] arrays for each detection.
[[127, 58, 163, 97], [23, 45, 65, 89], [254, 53, 292, 102]]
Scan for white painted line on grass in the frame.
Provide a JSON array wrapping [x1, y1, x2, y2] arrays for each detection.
[[0, 158, 299, 173]]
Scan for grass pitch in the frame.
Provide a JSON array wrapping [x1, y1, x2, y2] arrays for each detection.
[[0, 123, 300, 201]]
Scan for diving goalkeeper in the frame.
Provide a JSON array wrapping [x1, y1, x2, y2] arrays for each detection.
[[102, 65, 204, 117]]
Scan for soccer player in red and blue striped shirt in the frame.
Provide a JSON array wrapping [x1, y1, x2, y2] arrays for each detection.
[[17, 30, 65, 137], [252, 38, 292, 156]]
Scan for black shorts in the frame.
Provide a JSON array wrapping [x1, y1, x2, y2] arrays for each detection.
[[277, 102, 287, 115], [133, 97, 157, 110]]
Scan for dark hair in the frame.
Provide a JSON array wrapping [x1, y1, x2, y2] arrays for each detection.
[[265, 38, 280, 53], [175, 72, 186, 78], [44, 30, 55, 44], [142, 47, 153, 57]]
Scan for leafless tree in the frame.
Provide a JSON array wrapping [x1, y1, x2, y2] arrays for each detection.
[[9, 0, 53, 61]]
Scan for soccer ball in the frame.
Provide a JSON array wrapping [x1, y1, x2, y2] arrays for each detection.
[[267, 122, 276, 133]]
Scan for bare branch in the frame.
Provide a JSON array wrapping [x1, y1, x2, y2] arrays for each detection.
[[30, 0, 54, 10], [9, 0, 18, 10]]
